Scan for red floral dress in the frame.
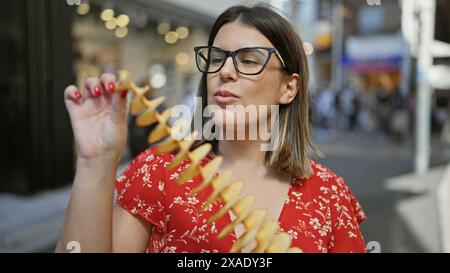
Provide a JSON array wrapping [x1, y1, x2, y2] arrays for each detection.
[[115, 146, 367, 253]]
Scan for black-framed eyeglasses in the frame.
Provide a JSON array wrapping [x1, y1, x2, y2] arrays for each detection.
[[194, 46, 287, 75]]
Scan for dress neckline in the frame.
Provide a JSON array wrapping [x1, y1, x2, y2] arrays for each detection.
[[202, 151, 295, 224]]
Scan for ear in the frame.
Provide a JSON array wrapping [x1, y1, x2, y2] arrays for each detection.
[[278, 73, 300, 105]]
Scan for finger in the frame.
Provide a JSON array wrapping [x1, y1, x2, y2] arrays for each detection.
[[64, 85, 82, 102], [100, 73, 117, 94], [111, 73, 129, 105], [84, 77, 103, 98], [109, 88, 129, 123]]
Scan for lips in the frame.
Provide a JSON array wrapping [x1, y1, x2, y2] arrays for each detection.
[[213, 90, 240, 104], [214, 90, 239, 98]]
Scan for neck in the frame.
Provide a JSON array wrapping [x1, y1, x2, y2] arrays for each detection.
[[217, 139, 266, 169], [216, 138, 293, 184]]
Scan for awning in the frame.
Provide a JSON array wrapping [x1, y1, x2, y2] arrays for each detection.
[[343, 34, 404, 73], [342, 56, 402, 73]]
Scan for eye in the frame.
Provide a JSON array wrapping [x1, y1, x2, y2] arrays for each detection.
[[211, 57, 224, 63], [209, 53, 225, 64], [241, 59, 259, 65]]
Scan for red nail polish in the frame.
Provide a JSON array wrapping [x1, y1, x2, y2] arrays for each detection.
[[94, 86, 101, 97], [108, 82, 116, 92], [74, 91, 81, 99], [121, 90, 128, 99]]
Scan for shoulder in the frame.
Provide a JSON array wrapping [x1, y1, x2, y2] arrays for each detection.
[[117, 146, 174, 180], [129, 146, 173, 168], [295, 160, 347, 191], [293, 160, 367, 224], [114, 146, 174, 231], [115, 146, 174, 198]]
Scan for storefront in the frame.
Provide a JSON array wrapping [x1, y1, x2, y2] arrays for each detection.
[[0, 0, 212, 194], [72, 0, 211, 158], [0, 0, 74, 194]]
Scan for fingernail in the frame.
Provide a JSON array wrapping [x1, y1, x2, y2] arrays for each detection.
[[94, 86, 101, 97], [121, 90, 128, 99], [74, 91, 81, 99], [108, 82, 116, 92]]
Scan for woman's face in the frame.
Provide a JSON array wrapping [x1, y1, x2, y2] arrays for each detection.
[[206, 21, 297, 131]]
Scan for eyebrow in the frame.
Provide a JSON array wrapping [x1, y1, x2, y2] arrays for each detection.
[[211, 45, 273, 50]]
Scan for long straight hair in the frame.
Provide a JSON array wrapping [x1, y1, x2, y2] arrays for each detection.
[[191, 4, 318, 179]]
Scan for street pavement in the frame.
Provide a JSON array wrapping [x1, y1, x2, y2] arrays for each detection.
[[312, 129, 448, 252]]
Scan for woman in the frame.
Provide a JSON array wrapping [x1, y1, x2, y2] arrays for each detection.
[[56, 5, 366, 253]]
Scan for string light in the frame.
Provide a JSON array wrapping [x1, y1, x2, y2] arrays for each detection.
[[105, 18, 117, 30], [157, 22, 171, 35], [164, 31, 178, 44], [99, 8, 130, 38], [303, 42, 314, 55], [115, 26, 128, 38], [76, 3, 90, 15], [116, 14, 130, 27], [100, 9, 114, 21], [176, 26, 189, 39], [175, 52, 190, 66]]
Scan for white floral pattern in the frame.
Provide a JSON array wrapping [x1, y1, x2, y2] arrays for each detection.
[[115, 147, 367, 253]]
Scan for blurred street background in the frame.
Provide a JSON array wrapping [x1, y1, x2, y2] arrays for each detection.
[[0, 0, 449, 253]]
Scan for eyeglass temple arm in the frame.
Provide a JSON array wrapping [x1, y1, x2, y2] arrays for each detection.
[[274, 51, 286, 69], [199, 51, 208, 62]]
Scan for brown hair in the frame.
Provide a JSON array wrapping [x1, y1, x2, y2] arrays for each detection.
[[192, 4, 318, 179]]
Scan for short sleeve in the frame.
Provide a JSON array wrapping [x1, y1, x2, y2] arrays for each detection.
[[328, 175, 367, 253], [115, 147, 168, 231]]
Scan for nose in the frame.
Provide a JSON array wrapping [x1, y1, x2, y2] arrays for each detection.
[[219, 56, 238, 81]]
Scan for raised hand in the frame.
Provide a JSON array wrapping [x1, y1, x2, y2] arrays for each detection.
[[64, 73, 129, 162]]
